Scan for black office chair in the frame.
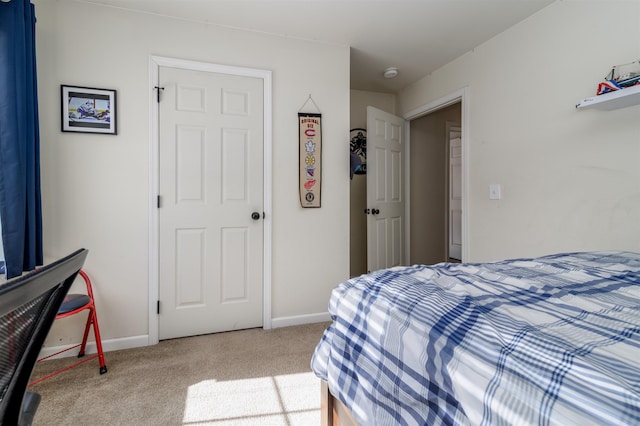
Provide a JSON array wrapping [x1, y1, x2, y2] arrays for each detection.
[[0, 248, 88, 426]]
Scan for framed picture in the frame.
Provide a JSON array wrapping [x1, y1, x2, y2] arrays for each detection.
[[61, 85, 117, 134]]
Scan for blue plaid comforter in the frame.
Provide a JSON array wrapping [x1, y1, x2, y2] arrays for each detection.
[[311, 252, 640, 425]]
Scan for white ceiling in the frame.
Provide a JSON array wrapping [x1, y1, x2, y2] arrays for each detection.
[[79, 0, 555, 93]]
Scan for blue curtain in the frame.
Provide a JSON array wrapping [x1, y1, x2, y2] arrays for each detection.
[[0, 0, 43, 278]]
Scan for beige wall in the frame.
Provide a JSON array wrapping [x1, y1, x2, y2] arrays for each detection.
[[34, 0, 350, 348], [409, 103, 461, 265], [349, 90, 396, 277], [399, 0, 640, 262], [30, 0, 640, 349]]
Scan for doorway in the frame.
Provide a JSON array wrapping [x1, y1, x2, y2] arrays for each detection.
[[408, 103, 462, 265], [349, 89, 466, 275], [149, 56, 273, 344]]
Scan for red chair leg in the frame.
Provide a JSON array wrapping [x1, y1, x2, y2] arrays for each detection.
[[77, 309, 94, 357], [90, 307, 107, 374]]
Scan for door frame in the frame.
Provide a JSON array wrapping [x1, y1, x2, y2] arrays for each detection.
[[148, 55, 273, 345], [403, 87, 469, 263]]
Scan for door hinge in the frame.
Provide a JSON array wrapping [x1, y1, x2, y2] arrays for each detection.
[[154, 86, 164, 103], [157, 300, 160, 315], [157, 195, 162, 208]]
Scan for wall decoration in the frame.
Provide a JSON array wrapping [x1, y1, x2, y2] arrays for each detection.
[[61, 85, 117, 134], [350, 128, 366, 174], [299, 112, 322, 208]]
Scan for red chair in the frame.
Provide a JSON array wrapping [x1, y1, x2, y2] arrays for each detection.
[[30, 270, 107, 385]]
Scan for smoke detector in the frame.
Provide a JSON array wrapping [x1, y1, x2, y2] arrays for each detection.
[[383, 67, 399, 79]]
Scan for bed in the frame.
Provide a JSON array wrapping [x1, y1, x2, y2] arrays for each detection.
[[311, 251, 640, 426]]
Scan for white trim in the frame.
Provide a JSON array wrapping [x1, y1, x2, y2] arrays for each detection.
[[262, 70, 273, 330], [270, 312, 331, 329], [148, 56, 273, 344], [403, 121, 411, 264], [404, 88, 467, 120], [148, 57, 159, 345], [403, 87, 470, 262], [38, 335, 149, 360]]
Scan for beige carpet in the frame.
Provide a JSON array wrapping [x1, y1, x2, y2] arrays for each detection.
[[28, 322, 330, 425]]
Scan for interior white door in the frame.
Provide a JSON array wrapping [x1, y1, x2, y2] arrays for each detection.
[[448, 124, 462, 260], [366, 106, 405, 272], [158, 66, 264, 340]]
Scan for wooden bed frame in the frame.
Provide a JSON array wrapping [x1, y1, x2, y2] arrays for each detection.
[[321, 381, 358, 426]]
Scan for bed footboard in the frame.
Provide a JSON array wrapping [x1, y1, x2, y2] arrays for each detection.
[[321, 381, 359, 426]]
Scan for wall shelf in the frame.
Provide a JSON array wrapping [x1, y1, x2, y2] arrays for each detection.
[[576, 85, 640, 111]]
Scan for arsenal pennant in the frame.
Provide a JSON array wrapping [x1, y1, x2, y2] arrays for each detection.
[[299, 113, 322, 207]]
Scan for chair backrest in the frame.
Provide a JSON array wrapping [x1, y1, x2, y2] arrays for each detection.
[[0, 249, 88, 425]]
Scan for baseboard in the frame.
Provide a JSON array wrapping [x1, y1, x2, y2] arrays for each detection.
[[38, 314, 331, 359], [38, 334, 150, 360], [270, 312, 331, 329]]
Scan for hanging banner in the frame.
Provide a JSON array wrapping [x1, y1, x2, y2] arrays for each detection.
[[299, 112, 322, 208]]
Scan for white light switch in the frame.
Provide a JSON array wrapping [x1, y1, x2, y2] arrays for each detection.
[[489, 184, 502, 200]]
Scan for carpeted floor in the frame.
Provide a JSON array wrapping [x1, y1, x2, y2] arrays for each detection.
[[29, 322, 330, 425]]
